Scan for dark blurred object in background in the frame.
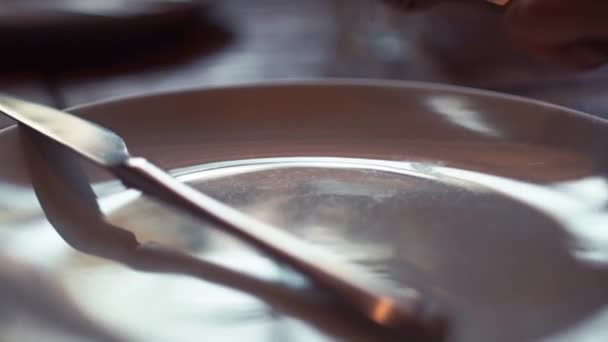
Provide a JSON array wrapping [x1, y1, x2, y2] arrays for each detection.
[[0, 0, 232, 71], [3, 0, 608, 123]]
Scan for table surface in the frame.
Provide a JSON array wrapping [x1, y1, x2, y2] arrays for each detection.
[[2, 0, 608, 128]]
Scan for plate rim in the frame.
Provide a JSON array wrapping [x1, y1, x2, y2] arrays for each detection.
[[2, 78, 608, 136]]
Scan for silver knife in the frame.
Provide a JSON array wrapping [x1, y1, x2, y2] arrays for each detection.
[[0, 96, 445, 340]]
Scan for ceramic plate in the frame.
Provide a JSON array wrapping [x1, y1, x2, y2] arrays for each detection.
[[1, 80, 608, 342]]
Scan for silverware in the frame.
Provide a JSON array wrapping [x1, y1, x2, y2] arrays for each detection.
[[21, 126, 407, 341], [0, 96, 445, 340]]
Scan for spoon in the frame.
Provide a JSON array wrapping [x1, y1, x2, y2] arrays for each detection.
[[0, 96, 445, 340]]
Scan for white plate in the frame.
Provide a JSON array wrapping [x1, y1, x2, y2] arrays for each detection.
[[1, 80, 608, 342]]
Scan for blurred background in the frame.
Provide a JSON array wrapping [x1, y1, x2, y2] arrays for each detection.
[[3, 2, 608, 341], [1, 0, 608, 129]]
